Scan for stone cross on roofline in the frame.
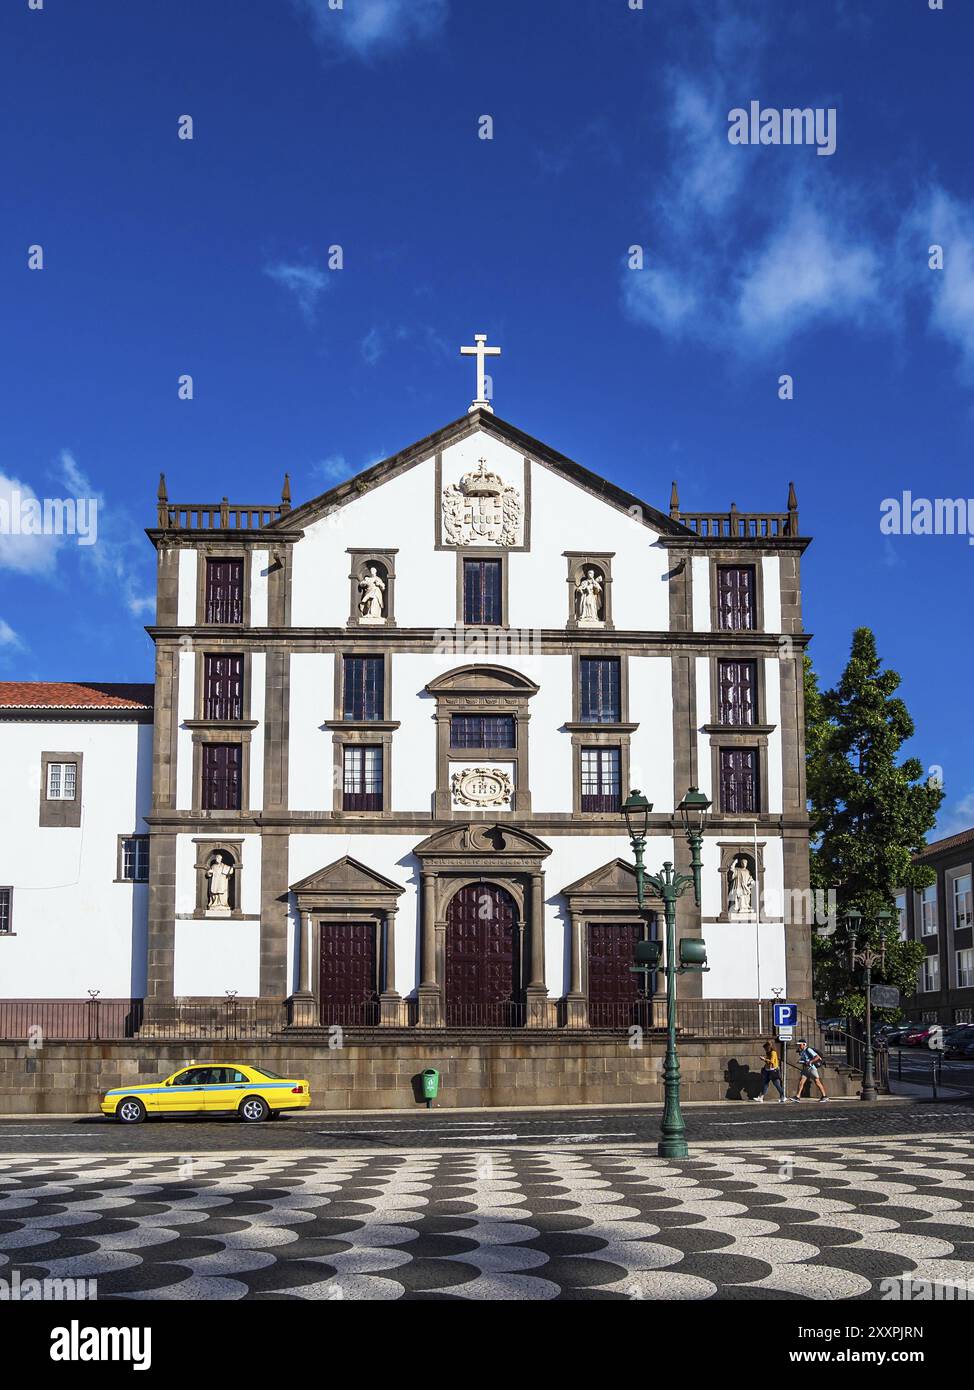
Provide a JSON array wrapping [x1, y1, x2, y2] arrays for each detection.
[[460, 333, 501, 414]]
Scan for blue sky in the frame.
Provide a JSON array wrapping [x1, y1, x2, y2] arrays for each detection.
[[1, 0, 972, 835]]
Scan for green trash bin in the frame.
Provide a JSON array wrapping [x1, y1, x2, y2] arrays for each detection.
[[421, 1068, 440, 1108]]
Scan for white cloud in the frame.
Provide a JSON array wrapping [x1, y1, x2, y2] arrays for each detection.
[[292, 0, 448, 60], [55, 451, 155, 620], [736, 201, 882, 345], [0, 618, 22, 649], [314, 454, 353, 484], [264, 262, 331, 324], [935, 789, 974, 841], [901, 187, 974, 378], [0, 472, 64, 575]]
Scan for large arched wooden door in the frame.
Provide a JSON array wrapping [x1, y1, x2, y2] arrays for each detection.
[[445, 882, 520, 1026]]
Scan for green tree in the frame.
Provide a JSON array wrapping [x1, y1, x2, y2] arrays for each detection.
[[805, 629, 941, 1019]]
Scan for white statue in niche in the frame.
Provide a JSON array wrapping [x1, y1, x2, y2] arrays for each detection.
[[206, 854, 234, 916], [575, 568, 604, 625], [728, 856, 754, 917], [357, 566, 386, 623]]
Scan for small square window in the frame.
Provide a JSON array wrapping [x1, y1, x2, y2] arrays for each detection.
[[121, 837, 150, 882]]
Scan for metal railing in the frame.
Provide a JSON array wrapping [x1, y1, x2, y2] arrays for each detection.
[[799, 1013, 891, 1093], [0, 997, 821, 1043]]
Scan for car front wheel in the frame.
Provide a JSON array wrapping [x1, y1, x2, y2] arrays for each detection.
[[239, 1096, 270, 1123], [117, 1098, 146, 1124]]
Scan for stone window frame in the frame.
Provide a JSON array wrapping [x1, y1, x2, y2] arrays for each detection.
[[39, 751, 84, 828], [180, 648, 257, 731], [347, 548, 398, 628], [333, 649, 394, 724], [192, 732, 250, 815], [456, 549, 510, 628], [0, 887, 13, 936], [709, 557, 764, 634], [192, 838, 246, 919], [115, 834, 150, 884], [711, 738, 768, 818], [564, 551, 614, 631], [330, 730, 394, 816], [714, 840, 775, 923], [195, 545, 251, 628], [570, 734, 630, 820], [704, 654, 774, 733], [426, 665, 539, 818], [565, 653, 636, 814]]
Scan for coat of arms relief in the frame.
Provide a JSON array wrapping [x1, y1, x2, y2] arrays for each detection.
[[441, 458, 522, 546]]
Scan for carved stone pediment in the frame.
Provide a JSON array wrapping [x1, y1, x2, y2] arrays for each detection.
[[562, 858, 641, 909], [414, 822, 551, 862], [290, 856, 404, 908], [425, 665, 539, 697]]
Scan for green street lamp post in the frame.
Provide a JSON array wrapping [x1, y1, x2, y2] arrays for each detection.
[[623, 786, 711, 1159], [845, 907, 893, 1103]]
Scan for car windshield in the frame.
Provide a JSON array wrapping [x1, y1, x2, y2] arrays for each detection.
[[250, 1066, 283, 1079]]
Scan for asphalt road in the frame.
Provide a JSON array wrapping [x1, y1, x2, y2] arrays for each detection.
[[2, 1097, 973, 1155]]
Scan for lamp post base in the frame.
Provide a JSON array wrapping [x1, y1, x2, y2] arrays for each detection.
[[658, 1137, 690, 1160]]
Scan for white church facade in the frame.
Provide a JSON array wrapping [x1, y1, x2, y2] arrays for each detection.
[[0, 369, 814, 1035]]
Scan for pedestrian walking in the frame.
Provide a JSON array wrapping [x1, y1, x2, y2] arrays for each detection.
[[790, 1038, 829, 1101], [754, 1040, 785, 1101]]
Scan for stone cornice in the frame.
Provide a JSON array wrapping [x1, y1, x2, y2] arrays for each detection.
[[145, 626, 812, 652]]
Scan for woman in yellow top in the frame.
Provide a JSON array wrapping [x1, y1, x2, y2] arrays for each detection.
[[754, 1040, 785, 1101]]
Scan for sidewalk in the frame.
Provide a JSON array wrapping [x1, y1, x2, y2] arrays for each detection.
[[0, 1094, 931, 1121]]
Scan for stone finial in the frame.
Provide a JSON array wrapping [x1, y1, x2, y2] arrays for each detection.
[[669, 481, 680, 520], [157, 473, 169, 528], [281, 473, 292, 512], [787, 481, 799, 535]]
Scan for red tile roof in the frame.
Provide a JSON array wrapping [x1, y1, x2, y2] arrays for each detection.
[[0, 681, 153, 710], [916, 827, 974, 859]]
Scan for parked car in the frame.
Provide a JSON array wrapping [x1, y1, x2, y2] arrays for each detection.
[[877, 1023, 918, 1046], [100, 1062, 311, 1124], [905, 1024, 941, 1046], [945, 1036, 974, 1061]]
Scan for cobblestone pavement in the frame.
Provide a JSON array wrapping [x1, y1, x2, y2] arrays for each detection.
[[1, 1135, 972, 1300]]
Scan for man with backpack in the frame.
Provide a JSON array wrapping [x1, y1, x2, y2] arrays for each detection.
[[790, 1038, 829, 1102]]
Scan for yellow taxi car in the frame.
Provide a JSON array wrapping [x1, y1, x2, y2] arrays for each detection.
[[100, 1063, 311, 1124]]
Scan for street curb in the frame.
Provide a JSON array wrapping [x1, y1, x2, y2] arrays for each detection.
[[0, 1094, 956, 1123]]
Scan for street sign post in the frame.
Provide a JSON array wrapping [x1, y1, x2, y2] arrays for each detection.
[[870, 984, 900, 1009]]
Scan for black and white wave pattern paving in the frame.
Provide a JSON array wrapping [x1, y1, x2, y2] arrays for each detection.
[[1, 1139, 972, 1300]]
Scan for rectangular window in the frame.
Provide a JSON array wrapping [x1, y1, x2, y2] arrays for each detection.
[[921, 884, 938, 936], [952, 873, 973, 931], [201, 743, 242, 811], [580, 747, 621, 813], [121, 837, 150, 882], [579, 657, 621, 723], [46, 761, 77, 800], [343, 746, 383, 811], [450, 714, 515, 749], [921, 955, 940, 993], [204, 654, 244, 721], [0, 888, 11, 935], [717, 659, 757, 725], [343, 655, 384, 721], [463, 559, 502, 626], [719, 748, 759, 814], [716, 565, 756, 631], [895, 892, 907, 941], [956, 948, 974, 990], [954, 1007, 973, 1024], [205, 558, 244, 624]]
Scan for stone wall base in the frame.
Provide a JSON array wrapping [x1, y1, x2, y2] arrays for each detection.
[[0, 1038, 864, 1114]]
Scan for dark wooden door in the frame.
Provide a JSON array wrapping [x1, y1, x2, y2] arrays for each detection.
[[587, 922, 649, 1027], [319, 922, 378, 1026], [445, 883, 520, 1026]]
